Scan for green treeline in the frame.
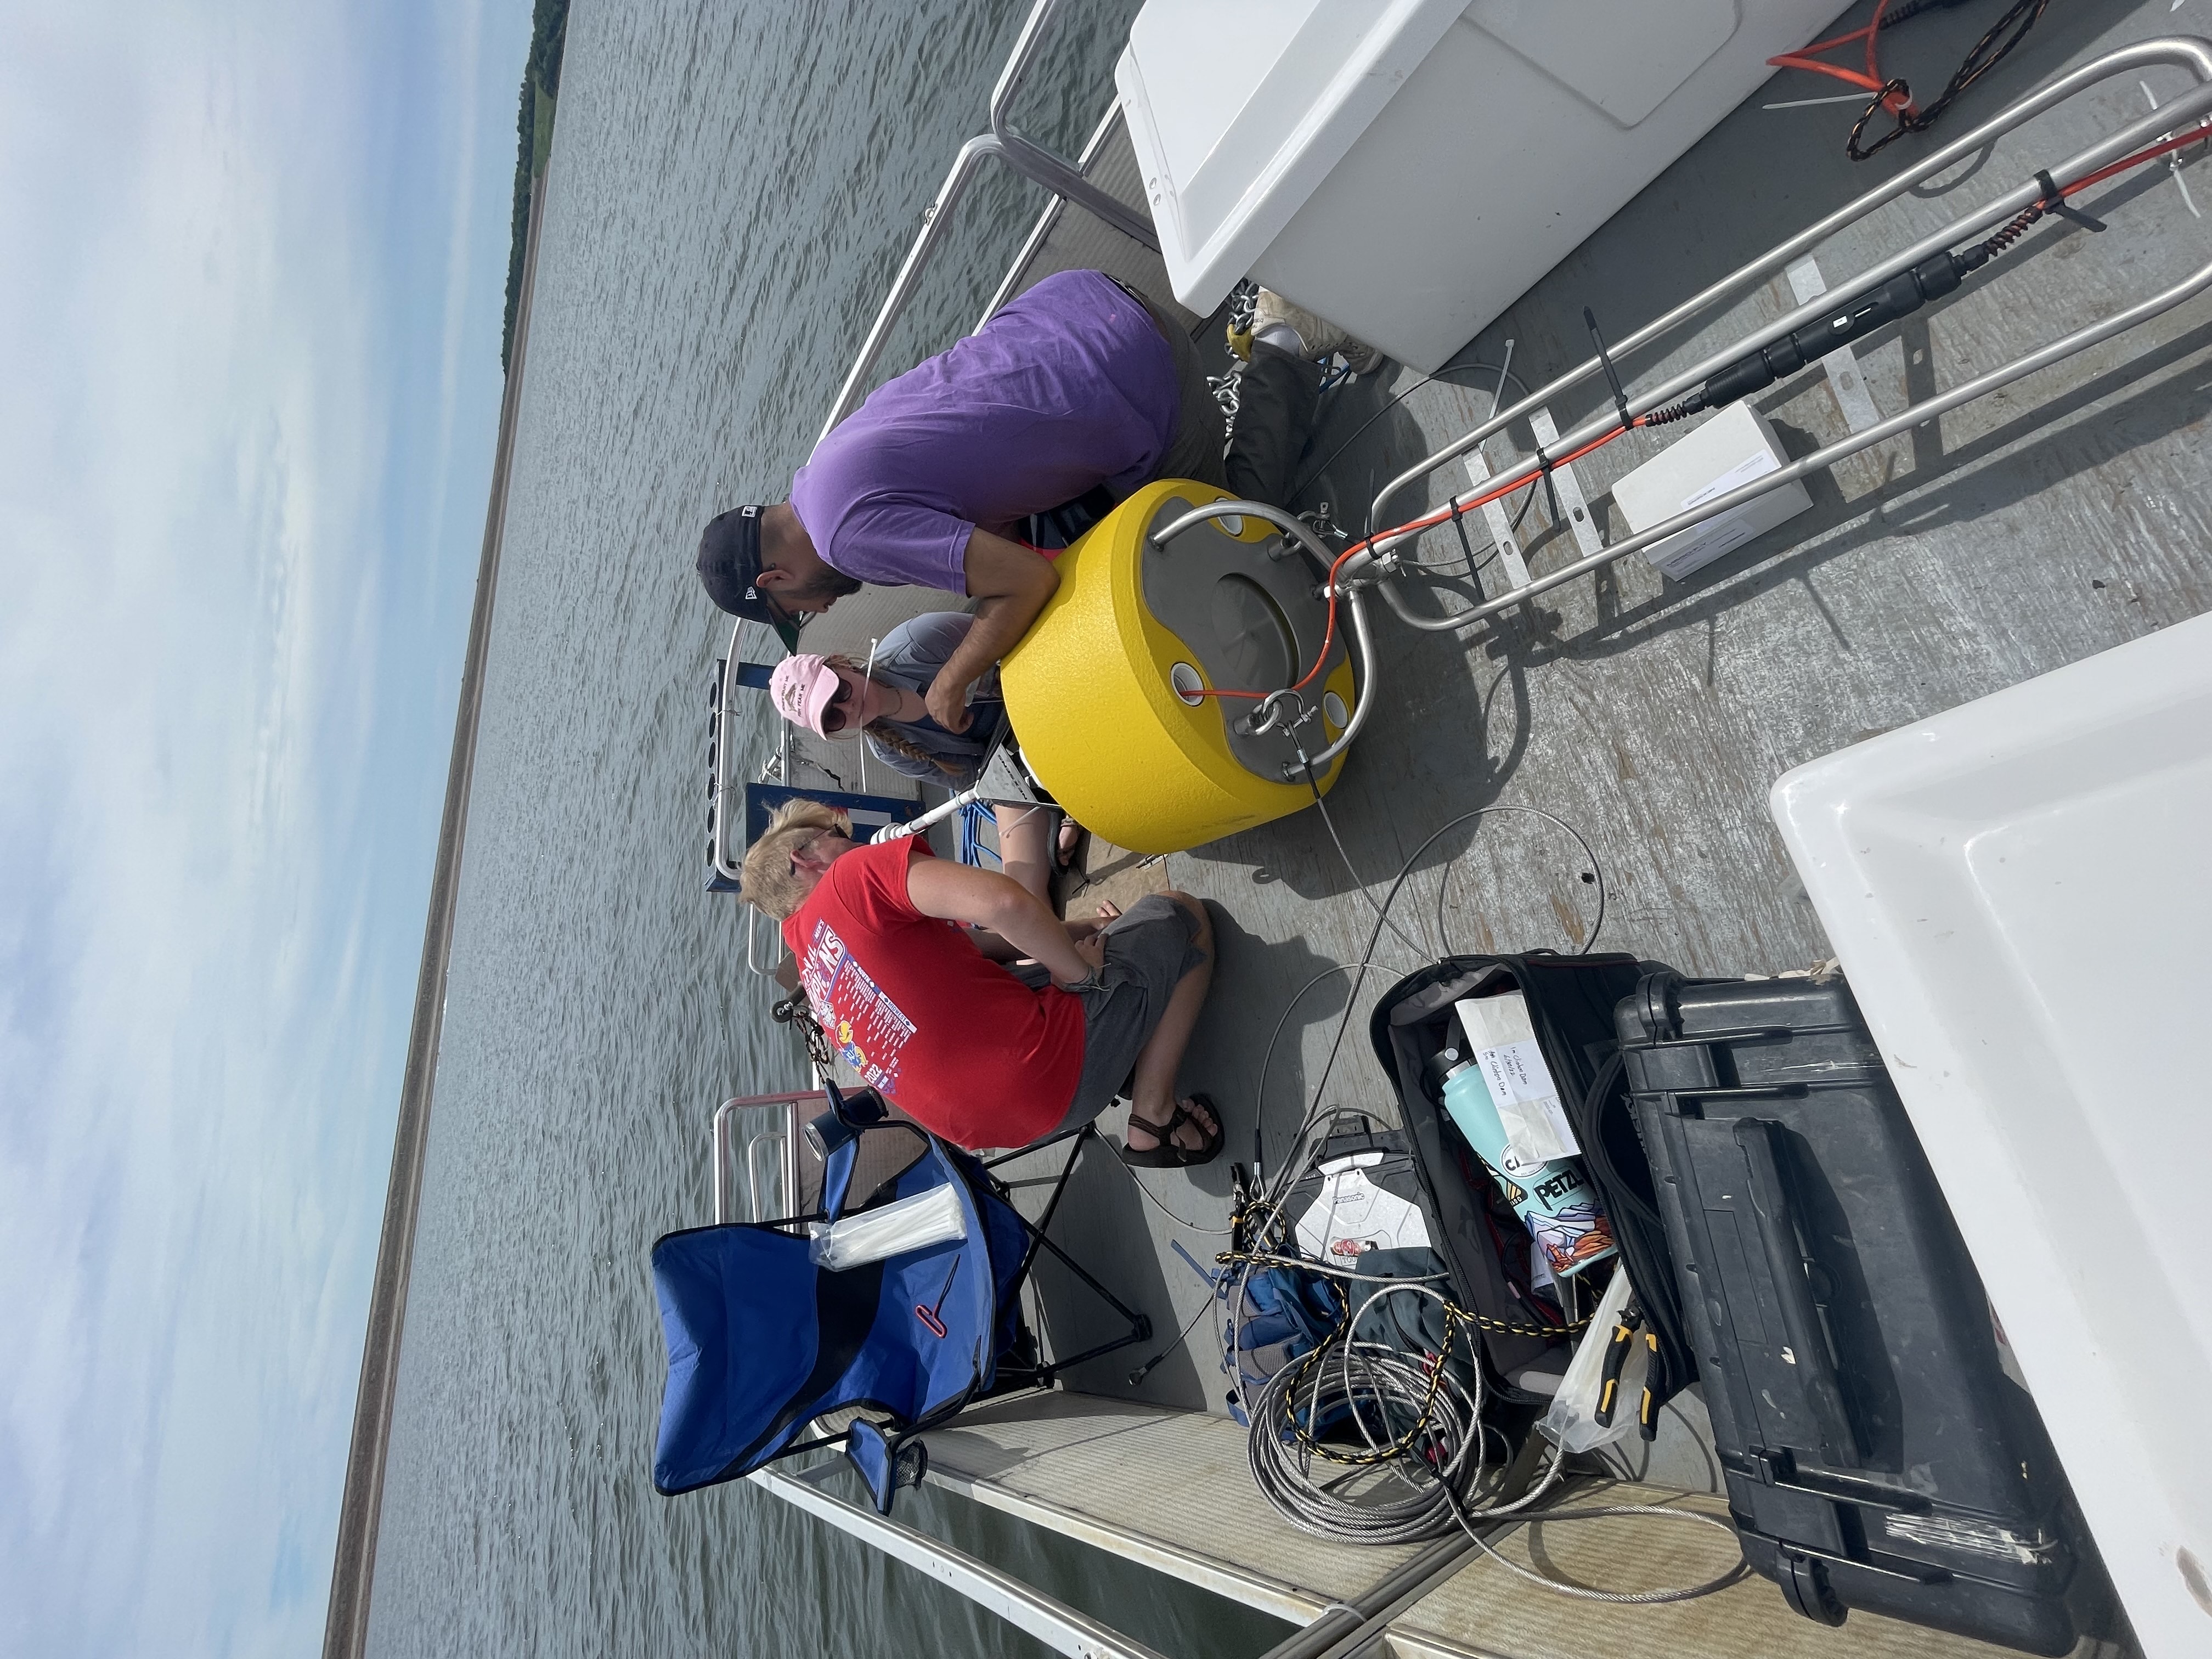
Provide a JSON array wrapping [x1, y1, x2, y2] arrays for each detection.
[[500, 0, 571, 371]]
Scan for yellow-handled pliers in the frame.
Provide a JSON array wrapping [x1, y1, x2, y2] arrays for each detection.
[[1593, 1304, 1643, 1428], [1637, 1324, 1664, 1442]]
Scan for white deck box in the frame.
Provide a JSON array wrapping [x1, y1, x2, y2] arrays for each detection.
[[1117, 0, 1850, 371], [1770, 610, 2212, 1659], [1610, 401, 1812, 582]]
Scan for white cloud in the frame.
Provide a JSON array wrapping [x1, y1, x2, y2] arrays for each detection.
[[0, 2, 509, 1654]]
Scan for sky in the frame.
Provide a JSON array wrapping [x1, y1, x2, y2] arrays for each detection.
[[0, 2, 531, 1654]]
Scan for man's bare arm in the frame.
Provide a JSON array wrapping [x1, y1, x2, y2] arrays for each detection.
[[924, 527, 1058, 731], [966, 898, 1118, 962], [905, 856, 1102, 986]]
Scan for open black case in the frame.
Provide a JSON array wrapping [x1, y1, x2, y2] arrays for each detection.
[[1367, 950, 1678, 1403]]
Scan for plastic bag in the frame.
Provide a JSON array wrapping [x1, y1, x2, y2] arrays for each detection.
[[808, 1184, 966, 1270], [1539, 1264, 1648, 1453]]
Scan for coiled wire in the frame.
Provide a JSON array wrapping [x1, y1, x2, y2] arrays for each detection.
[[1246, 1274, 1744, 1601]]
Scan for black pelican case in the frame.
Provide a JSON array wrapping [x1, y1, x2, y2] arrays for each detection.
[[1618, 969, 2104, 1655]]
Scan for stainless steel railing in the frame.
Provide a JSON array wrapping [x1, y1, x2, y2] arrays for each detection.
[[719, 0, 1154, 932], [1148, 499, 1381, 781], [710, 1091, 818, 1226], [818, 0, 1155, 442], [1356, 38, 2212, 635]]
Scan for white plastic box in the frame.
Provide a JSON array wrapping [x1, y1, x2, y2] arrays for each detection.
[[1770, 611, 2212, 1659], [1610, 401, 1812, 582], [1117, 0, 1850, 372]]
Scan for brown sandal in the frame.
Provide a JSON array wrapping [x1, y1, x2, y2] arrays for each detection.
[[1120, 1093, 1224, 1167]]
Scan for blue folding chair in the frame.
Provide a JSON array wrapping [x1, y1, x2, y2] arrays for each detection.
[[651, 1081, 1151, 1512]]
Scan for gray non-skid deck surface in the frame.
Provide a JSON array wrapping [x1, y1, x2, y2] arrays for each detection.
[[919, 1395, 2106, 1659], [1000, 0, 2212, 1443]]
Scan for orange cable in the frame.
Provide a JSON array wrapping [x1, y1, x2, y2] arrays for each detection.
[[1769, 0, 1915, 112], [1190, 420, 1646, 703]]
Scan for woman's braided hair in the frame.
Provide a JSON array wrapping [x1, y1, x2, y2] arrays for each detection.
[[820, 653, 967, 781]]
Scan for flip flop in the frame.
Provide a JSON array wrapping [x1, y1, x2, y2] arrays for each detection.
[[1054, 819, 1090, 873], [1121, 1092, 1224, 1168]]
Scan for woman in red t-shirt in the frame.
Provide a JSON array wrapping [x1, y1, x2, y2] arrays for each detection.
[[740, 797, 1220, 1161]]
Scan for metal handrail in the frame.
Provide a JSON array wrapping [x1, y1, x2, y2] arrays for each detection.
[[988, 0, 1158, 250], [744, 1133, 788, 1223], [711, 639, 749, 884], [978, 103, 1126, 329], [1361, 40, 2212, 622], [711, 1092, 821, 1226], [749, 1465, 1173, 1659], [1147, 48, 2212, 769], [819, 0, 1155, 441], [713, 632, 795, 988]]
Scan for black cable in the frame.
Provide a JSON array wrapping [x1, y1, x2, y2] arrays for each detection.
[[1251, 962, 1411, 1179], [1846, 0, 2051, 162], [1296, 360, 1530, 515]]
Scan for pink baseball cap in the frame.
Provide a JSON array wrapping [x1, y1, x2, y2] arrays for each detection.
[[769, 653, 848, 737]]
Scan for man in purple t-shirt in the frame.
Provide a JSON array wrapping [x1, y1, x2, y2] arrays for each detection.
[[696, 269, 1365, 732]]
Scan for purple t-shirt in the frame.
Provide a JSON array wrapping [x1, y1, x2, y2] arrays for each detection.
[[789, 269, 1180, 593]]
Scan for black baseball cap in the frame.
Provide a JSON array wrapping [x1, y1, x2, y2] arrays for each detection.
[[697, 505, 801, 648]]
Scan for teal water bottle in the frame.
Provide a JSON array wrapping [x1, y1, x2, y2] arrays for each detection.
[[1437, 1051, 1617, 1281]]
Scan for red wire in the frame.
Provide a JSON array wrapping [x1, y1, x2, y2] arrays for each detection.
[[1189, 117, 2209, 713], [2057, 121, 2210, 196], [1188, 540, 1362, 703], [1768, 0, 1916, 112], [1189, 421, 1645, 704]]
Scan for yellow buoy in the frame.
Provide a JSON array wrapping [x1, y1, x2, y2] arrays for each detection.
[[1001, 479, 1359, 855]]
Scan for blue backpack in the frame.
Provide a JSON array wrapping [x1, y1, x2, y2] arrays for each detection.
[[1173, 1240, 1342, 1425]]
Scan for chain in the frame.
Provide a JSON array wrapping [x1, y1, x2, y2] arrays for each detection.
[[1215, 1246, 1590, 1341], [772, 993, 834, 1070]]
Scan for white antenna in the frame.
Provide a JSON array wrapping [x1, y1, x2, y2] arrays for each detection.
[[858, 635, 881, 795]]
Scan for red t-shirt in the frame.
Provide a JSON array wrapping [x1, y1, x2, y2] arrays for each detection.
[[782, 839, 1082, 1149]]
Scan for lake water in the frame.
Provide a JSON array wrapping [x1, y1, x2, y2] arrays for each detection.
[[363, 2, 1289, 1654]]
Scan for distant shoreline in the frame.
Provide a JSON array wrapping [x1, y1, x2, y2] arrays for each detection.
[[319, 165, 552, 1659]]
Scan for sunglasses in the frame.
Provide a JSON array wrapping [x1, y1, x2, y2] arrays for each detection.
[[787, 827, 843, 876], [819, 670, 862, 736], [760, 589, 810, 634]]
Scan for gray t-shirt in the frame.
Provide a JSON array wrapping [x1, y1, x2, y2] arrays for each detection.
[[859, 612, 1007, 788]]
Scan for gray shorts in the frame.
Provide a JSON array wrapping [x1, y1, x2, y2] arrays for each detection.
[[1009, 894, 1209, 1131]]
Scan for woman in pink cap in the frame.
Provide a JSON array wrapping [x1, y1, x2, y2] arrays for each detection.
[[767, 612, 1082, 900]]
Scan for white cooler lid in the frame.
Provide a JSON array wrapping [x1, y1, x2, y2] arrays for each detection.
[[1115, 0, 1469, 317], [1115, 0, 1755, 320], [1771, 611, 2212, 1658]]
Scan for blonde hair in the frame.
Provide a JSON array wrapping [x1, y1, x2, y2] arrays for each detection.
[[740, 798, 851, 919], [820, 654, 966, 781]]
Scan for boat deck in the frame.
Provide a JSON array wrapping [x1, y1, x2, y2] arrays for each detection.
[[919, 1392, 2076, 1659], [999, 0, 2210, 1433], [774, 3, 2208, 1652]]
